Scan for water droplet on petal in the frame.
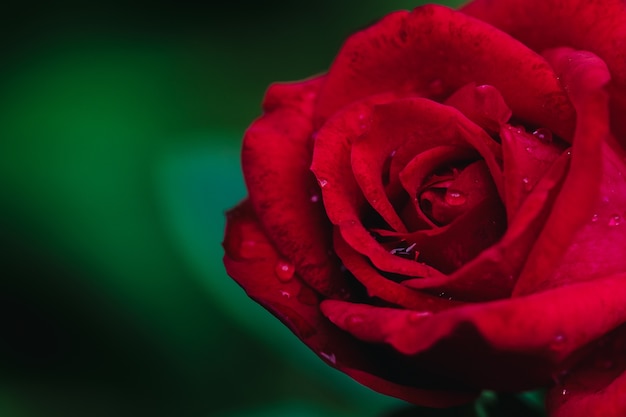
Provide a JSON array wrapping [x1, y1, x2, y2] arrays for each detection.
[[444, 189, 467, 206], [533, 128, 553, 143], [522, 177, 531, 191], [279, 290, 291, 299], [318, 179, 328, 188], [591, 213, 599, 223], [320, 351, 337, 365], [407, 311, 432, 323], [275, 260, 295, 282], [608, 214, 622, 227], [310, 194, 320, 203], [561, 389, 569, 396]]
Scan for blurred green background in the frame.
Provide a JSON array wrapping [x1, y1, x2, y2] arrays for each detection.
[[0, 1, 545, 416]]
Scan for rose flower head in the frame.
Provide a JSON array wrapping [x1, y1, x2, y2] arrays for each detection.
[[222, 0, 626, 415]]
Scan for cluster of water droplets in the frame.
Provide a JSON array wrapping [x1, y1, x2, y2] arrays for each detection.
[[589, 212, 623, 227]]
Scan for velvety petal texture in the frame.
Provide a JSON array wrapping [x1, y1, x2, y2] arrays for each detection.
[[223, 1, 626, 415]]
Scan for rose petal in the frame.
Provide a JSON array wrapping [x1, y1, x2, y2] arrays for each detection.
[[398, 145, 480, 230], [311, 96, 443, 279], [223, 201, 475, 407], [546, 326, 626, 417], [314, 4, 575, 139], [514, 49, 615, 295], [403, 150, 569, 301], [322, 272, 626, 390], [500, 125, 566, 221], [443, 83, 512, 134], [333, 229, 463, 311], [356, 97, 505, 207], [242, 76, 349, 296], [462, 0, 626, 139], [397, 194, 506, 277]]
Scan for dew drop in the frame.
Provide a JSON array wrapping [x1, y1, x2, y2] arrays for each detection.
[[318, 179, 328, 188], [608, 214, 622, 227], [591, 213, 599, 223], [444, 189, 467, 206], [522, 177, 531, 191], [275, 260, 295, 282], [533, 128, 553, 143], [561, 389, 569, 396], [310, 194, 320, 203], [279, 290, 291, 299], [407, 311, 432, 323], [320, 351, 337, 365]]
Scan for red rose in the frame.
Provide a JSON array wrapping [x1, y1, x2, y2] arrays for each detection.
[[222, 0, 626, 415]]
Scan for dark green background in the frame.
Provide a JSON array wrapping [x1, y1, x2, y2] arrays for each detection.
[[0, 1, 546, 416]]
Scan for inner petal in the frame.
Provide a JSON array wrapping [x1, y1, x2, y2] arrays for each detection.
[[417, 160, 499, 226]]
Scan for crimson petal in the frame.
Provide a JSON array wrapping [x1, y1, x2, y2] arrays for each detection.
[[242, 76, 349, 296], [315, 4, 574, 139], [546, 326, 626, 417], [403, 150, 569, 301], [333, 229, 463, 311], [443, 83, 512, 134], [463, 0, 626, 141], [312, 96, 443, 279], [500, 125, 566, 222], [514, 48, 614, 295], [322, 272, 626, 390], [223, 201, 475, 407]]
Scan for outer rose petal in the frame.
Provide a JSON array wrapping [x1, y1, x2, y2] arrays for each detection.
[[223, 201, 477, 407], [315, 4, 575, 139], [514, 49, 618, 295], [462, 0, 626, 140], [321, 272, 626, 390], [242, 76, 348, 296], [546, 326, 626, 417]]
